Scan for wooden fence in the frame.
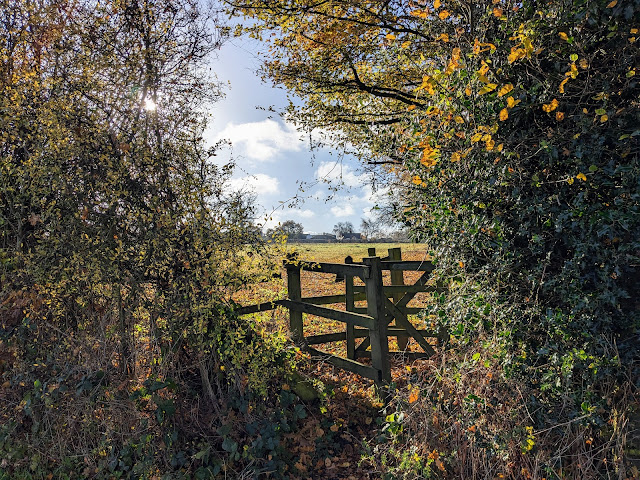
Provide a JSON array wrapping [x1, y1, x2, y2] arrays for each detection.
[[237, 247, 445, 386]]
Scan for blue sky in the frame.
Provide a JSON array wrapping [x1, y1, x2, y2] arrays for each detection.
[[204, 35, 388, 235]]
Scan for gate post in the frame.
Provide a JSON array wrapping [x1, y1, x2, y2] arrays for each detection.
[[363, 256, 391, 385], [285, 254, 303, 343], [389, 247, 409, 351]]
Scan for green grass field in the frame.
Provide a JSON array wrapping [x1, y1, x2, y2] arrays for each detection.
[[285, 242, 431, 264]]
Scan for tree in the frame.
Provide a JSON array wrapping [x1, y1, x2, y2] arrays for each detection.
[[0, 2, 292, 473], [360, 217, 382, 240], [266, 219, 305, 239], [229, 0, 639, 475], [332, 221, 354, 237]]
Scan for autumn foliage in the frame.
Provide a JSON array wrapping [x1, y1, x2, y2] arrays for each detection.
[[230, 0, 639, 477]]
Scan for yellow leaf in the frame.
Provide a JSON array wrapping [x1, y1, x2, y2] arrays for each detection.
[[559, 32, 569, 41], [607, 0, 617, 7], [439, 10, 450, 20], [498, 83, 514, 96], [576, 173, 587, 181], [478, 63, 490, 76], [436, 33, 449, 42], [493, 7, 503, 17], [408, 105, 416, 111], [401, 40, 411, 48], [410, 9, 429, 19], [499, 108, 509, 121], [508, 47, 526, 63], [542, 98, 559, 112], [568, 63, 578, 79], [631, 28, 639, 34], [556, 111, 565, 121], [385, 33, 396, 40], [421, 147, 440, 167], [412, 175, 422, 185], [459, 261, 465, 268], [496, 143, 504, 152], [600, 114, 608, 122], [559, 77, 569, 93], [465, 86, 472, 96], [471, 132, 483, 143], [478, 83, 498, 95], [507, 96, 520, 108], [451, 47, 462, 62], [567, 177, 575, 185], [450, 151, 461, 162], [579, 58, 589, 69], [454, 116, 464, 124], [434, 0, 441, 8], [583, 108, 589, 114]]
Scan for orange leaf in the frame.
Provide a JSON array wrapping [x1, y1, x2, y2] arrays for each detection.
[[409, 388, 419, 403], [499, 108, 509, 121], [439, 10, 450, 20], [607, 0, 617, 7]]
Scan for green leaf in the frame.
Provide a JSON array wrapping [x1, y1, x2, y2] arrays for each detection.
[[222, 437, 238, 453]]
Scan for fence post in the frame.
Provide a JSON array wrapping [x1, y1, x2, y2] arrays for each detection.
[[388, 247, 409, 351], [364, 256, 390, 385], [344, 255, 356, 359], [285, 254, 303, 343]]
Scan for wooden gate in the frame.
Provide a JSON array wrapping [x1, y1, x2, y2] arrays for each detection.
[[238, 248, 445, 385]]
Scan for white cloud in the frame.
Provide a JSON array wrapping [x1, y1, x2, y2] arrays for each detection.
[[290, 209, 316, 219], [227, 173, 280, 195], [315, 161, 363, 187], [217, 119, 304, 161], [331, 204, 355, 217]]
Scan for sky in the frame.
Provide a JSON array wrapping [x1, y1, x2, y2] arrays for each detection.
[[204, 35, 390, 235]]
